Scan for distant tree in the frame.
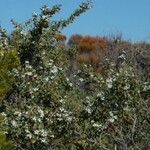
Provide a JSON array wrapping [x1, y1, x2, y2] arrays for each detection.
[[78, 35, 107, 53], [68, 34, 82, 46], [74, 35, 108, 72]]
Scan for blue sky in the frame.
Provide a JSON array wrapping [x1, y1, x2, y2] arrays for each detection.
[[0, 0, 150, 42]]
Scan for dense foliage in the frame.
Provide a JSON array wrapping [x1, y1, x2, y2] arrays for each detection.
[[0, 1, 149, 150], [0, 114, 13, 150]]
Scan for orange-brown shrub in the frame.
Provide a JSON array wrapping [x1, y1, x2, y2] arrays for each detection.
[[78, 36, 107, 53], [76, 36, 108, 72], [68, 34, 109, 73]]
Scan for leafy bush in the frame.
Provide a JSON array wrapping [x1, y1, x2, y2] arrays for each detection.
[[0, 48, 20, 104], [3, 60, 150, 149], [76, 63, 150, 149], [2, 1, 92, 149], [0, 114, 13, 150]]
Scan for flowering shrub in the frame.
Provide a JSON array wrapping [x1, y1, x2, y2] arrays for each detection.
[[70, 63, 150, 149], [3, 49, 81, 149], [2, 1, 92, 149], [0, 114, 13, 150], [4, 57, 150, 149]]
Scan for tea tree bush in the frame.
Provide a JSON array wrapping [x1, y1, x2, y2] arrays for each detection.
[[9, 1, 92, 68], [78, 63, 150, 149], [3, 61, 150, 149], [0, 114, 13, 150], [3, 1, 92, 149]]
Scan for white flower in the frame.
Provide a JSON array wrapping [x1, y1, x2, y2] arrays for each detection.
[[109, 111, 113, 117], [1, 112, 6, 117], [21, 74, 25, 78], [90, 74, 94, 78], [91, 120, 94, 123], [118, 53, 126, 60], [59, 99, 64, 103], [97, 93, 101, 97], [42, 16, 47, 20], [38, 109, 44, 118], [69, 82, 73, 87], [79, 78, 84, 82], [25, 129, 30, 133], [106, 77, 113, 88], [20, 31, 27, 36], [86, 96, 89, 99], [31, 95, 35, 99], [113, 115, 117, 120], [124, 85, 130, 90], [27, 65, 32, 69], [33, 117, 37, 121], [27, 133, 32, 139], [85, 107, 92, 114], [37, 118, 41, 122], [97, 92, 105, 100], [14, 111, 22, 117], [108, 111, 117, 123], [50, 134, 54, 138], [59, 67, 63, 71], [12, 68, 19, 74], [84, 64, 87, 68], [108, 118, 115, 123], [93, 123, 102, 128], [25, 72, 32, 76], [107, 83, 112, 88], [50, 76, 55, 79], [25, 61, 29, 64], [57, 117, 63, 121], [49, 59, 54, 63], [42, 51, 46, 55], [11, 120, 17, 127], [59, 107, 65, 112], [44, 77, 49, 81], [33, 12, 37, 16], [123, 106, 130, 112], [106, 77, 112, 83], [0, 51, 4, 56], [51, 65, 58, 74], [34, 130, 40, 135], [41, 129, 48, 137], [48, 62, 53, 66], [66, 116, 73, 122], [33, 87, 38, 92], [143, 83, 150, 91], [41, 138, 47, 143]]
